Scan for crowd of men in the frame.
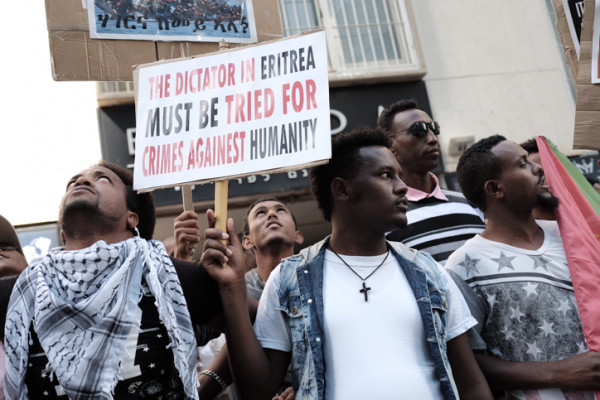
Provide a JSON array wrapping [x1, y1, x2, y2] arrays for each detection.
[[0, 99, 598, 399], [98, 0, 244, 22]]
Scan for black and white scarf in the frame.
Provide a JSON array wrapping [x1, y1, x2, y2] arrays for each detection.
[[4, 237, 199, 399]]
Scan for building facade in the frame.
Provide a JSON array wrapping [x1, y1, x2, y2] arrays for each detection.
[[96, 0, 580, 246]]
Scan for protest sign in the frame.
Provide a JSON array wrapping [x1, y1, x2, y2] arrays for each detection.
[[563, 0, 584, 59], [133, 30, 331, 191], [574, 0, 600, 149], [87, 0, 257, 43], [551, 0, 583, 82], [45, 0, 280, 81]]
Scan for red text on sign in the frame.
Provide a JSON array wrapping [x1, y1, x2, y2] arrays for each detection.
[[282, 80, 317, 114], [224, 89, 275, 124]]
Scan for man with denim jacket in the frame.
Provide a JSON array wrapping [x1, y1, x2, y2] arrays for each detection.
[[202, 128, 492, 400]]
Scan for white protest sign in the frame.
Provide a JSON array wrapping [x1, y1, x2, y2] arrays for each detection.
[[133, 30, 330, 191]]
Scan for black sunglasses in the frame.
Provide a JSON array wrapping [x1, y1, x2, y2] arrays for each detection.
[[408, 121, 440, 138]]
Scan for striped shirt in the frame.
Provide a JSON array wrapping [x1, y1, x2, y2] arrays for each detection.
[[387, 189, 485, 265]]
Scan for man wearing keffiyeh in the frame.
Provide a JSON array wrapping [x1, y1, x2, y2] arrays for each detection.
[[0, 161, 226, 400]]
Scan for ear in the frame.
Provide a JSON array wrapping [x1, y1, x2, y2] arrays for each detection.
[[126, 211, 139, 232], [242, 235, 254, 250], [390, 137, 399, 157], [294, 230, 304, 245], [484, 179, 504, 201], [331, 177, 351, 202], [59, 229, 66, 245]]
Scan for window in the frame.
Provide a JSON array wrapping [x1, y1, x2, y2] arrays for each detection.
[[96, 81, 136, 107], [278, 0, 424, 83]]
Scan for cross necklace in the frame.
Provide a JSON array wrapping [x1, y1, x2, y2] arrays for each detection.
[[328, 244, 390, 302]]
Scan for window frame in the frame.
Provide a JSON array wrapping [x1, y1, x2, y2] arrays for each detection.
[[278, 0, 426, 85]]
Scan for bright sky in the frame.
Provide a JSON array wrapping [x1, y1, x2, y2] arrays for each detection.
[[0, 4, 101, 226]]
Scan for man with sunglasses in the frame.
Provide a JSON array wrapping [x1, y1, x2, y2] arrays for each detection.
[[377, 99, 485, 265]]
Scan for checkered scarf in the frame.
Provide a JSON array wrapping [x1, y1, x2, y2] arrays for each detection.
[[4, 237, 199, 400]]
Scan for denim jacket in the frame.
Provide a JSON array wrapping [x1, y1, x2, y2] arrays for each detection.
[[276, 237, 459, 400]]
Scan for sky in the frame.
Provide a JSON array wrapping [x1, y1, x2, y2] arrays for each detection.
[[0, 4, 101, 226]]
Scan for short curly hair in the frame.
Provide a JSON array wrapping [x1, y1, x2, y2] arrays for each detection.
[[310, 127, 391, 221], [98, 161, 156, 240], [376, 99, 419, 137], [456, 135, 506, 211]]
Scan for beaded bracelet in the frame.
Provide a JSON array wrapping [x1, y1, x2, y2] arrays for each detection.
[[200, 369, 228, 392]]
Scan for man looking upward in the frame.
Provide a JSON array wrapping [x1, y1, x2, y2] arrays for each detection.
[[240, 197, 303, 301], [198, 197, 302, 400], [2, 161, 224, 399]]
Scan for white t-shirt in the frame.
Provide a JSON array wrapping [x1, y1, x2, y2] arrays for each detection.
[[254, 249, 476, 399]]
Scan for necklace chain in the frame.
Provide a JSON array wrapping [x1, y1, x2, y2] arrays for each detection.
[[328, 244, 390, 301]]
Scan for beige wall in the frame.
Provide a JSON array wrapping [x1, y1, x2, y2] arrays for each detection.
[[410, 0, 576, 172]]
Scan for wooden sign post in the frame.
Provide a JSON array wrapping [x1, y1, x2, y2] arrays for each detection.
[[214, 180, 229, 234], [181, 40, 231, 245]]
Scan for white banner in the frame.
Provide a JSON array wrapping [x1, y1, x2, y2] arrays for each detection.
[[133, 31, 331, 191]]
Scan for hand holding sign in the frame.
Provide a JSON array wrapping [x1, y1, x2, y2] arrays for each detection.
[[201, 209, 246, 286]]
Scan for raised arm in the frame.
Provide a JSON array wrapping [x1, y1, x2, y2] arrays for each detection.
[[201, 210, 290, 400]]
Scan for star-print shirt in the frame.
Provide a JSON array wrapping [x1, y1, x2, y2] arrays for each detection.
[[445, 220, 593, 400]]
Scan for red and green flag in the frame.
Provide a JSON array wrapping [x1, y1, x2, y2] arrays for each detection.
[[536, 136, 600, 366]]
